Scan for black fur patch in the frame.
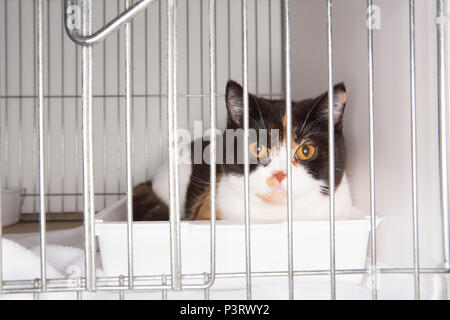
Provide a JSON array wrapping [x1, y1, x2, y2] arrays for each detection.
[[133, 181, 169, 221], [224, 80, 347, 192], [291, 94, 347, 194]]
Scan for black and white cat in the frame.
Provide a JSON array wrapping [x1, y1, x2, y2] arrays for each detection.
[[133, 80, 352, 221]]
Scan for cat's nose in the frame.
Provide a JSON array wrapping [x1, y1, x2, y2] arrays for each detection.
[[273, 170, 286, 183]]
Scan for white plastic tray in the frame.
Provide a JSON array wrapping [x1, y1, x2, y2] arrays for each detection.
[[95, 198, 378, 284]]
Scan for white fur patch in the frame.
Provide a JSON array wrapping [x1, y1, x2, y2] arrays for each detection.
[[152, 145, 192, 216]]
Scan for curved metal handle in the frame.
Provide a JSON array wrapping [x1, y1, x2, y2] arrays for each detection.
[[64, 0, 156, 46]]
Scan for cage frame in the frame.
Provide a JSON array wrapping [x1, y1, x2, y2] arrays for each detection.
[[0, 0, 449, 300]]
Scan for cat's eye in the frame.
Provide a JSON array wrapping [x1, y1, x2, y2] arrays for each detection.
[[295, 144, 316, 161], [249, 142, 267, 159]]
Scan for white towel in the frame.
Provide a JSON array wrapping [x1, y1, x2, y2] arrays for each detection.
[[2, 226, 86, 281], [2, 238, 64, 280]]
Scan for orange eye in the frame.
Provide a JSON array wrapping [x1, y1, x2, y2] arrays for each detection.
[[249, 142, 267, 158], [295, 144, 316, 161]]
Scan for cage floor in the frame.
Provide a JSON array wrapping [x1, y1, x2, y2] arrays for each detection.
[[2, 221, 83, 235]]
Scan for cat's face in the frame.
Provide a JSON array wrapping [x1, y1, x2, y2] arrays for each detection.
[[223, 80, 347, 203]]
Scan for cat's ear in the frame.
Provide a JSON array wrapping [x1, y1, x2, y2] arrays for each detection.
[[225, 80, 244, 126], [315, 82, 347, 127]]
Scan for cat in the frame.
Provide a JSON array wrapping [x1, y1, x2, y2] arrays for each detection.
[[133, 80, 352, 221]]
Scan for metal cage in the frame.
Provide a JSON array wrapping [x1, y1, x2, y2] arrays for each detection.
[[0, 0, 449, 300]]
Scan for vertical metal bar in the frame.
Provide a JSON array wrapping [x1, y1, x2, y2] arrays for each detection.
[[279, 0, 285, 101], [326, 0, 336, 300], [200, 0, 205, 124], [36, 0, 47, 291], [0, 63, 2, 294], [186, 0, 190, 129], [227, 0, 231, 80], [167, 0, 182, 291], [367, 0, 378, 300], [116, 0, 121, 201], [33, 0, 37, 215], [437, 0, 450, 275], [283, 0, 294, 300], [61, 1, 66, 215], [209, 0, 217, 288], [81, 0, 96, 291], [131, 1, 136, 202], [33, 278, 40, 300], [214, 1, 218, 130], [18, 0, 23, 194], [76, 276, 82, 300], [203, 273, 210, 300], [158, 0, 163, 166], [75, 25, 80, 214], [103, 0, 107, 209], [242, 0, 252, 300], [125, 0, 135, 289], [161, 274, 168, 300], [3, 0, 7, 189], [145, 4, 150, 180], [409, 0, 420, 300], [119, 275, 125, 300], [268, 0, 273, 99], [46, 0, 51, 213], [255, 0, 258, 94]]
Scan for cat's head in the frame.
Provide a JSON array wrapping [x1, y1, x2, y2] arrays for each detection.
[[223, 80, 347, 203]]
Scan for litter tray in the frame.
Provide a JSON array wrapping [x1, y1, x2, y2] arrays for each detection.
[[95, 198, 379, 284], [2, 188, 24, 227]]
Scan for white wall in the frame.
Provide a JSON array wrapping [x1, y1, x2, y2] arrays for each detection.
[[291, 0, 444, 271]]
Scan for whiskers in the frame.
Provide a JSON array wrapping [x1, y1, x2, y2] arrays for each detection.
[[298, 94, 326, 136], [299, 114, 329, 137], [252, 95, 267, 130]]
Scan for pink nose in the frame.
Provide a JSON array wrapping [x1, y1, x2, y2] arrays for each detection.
[[273, 171, 286, 183]]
